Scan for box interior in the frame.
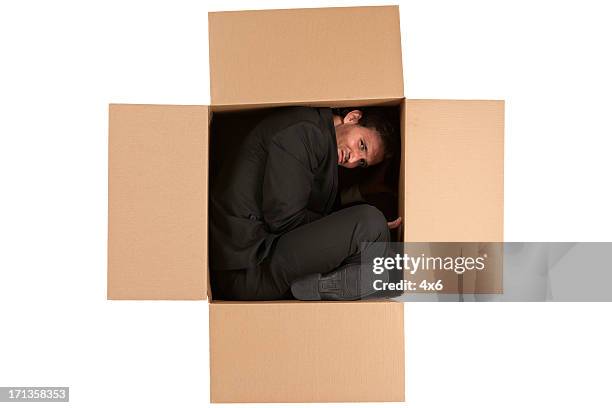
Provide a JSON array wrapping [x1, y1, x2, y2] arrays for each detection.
[[208, 98, 405, 301]]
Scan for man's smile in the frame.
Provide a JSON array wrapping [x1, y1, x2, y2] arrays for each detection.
[[338, 148, 349, 165]]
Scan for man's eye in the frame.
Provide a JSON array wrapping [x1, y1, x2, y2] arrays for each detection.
[[359, 140, 365, 151], [359, 159, 367, 168]]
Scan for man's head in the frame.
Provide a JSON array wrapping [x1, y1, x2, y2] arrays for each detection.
[[332, 107, 397, 169]]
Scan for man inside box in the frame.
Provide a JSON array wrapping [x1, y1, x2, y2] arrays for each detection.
[[210, 106, 401, 300]]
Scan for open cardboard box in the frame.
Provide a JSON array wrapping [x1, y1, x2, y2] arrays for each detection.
[[108, 6, 504, 403]]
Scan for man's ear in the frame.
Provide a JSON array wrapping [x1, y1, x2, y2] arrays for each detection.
[[343, 110, 363, 124]]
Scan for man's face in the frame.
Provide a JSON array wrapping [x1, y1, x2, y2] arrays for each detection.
[[334, 110, 385, 169]]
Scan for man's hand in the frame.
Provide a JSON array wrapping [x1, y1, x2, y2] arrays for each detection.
[[387, 216, 402, 229]]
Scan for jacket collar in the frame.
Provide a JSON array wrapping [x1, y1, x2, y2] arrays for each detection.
[[318, 107, 339, 214]]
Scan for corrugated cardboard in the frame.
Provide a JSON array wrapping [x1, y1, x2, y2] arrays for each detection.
[[108, 104, 209, 300], [209, 6, 404, 106], [210, 97, 403, 113], [209, 300, 404, 403], [403, 100, 504, 241], [107, 5, 505, 404]]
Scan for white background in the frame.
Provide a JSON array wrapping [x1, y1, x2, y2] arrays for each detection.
[[1, 0, 611, 407]]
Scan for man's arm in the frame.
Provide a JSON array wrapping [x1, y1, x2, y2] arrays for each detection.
[[261, 123, 323, 234]]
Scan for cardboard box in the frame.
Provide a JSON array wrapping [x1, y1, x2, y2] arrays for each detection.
[[108, 5, 503, 403]]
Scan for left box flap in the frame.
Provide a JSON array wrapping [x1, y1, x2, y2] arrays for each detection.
[[108, 104, 209, 300]]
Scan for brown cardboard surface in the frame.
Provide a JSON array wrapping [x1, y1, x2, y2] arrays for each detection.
[[210, 97, 404, 113], [209, 300, 405, 403], [107, 5, 506, 404], [403, 100, 505, 241], [108, 104, 209, 300], [209, 6, 404, 106]]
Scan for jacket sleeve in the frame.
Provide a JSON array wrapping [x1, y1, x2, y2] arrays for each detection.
[[262, 123, 324, 234]]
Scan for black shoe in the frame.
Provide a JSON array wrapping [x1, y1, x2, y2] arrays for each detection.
[[290, 263, 390, 301]]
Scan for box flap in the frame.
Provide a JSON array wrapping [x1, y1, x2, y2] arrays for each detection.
[[209, 301, 404, 402], [209, 6, 404, 106], [403, 100, 504, 241], [108, 104, 209, 300]]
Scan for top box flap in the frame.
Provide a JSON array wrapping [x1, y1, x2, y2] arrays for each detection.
[[209, 6, 404, 106]]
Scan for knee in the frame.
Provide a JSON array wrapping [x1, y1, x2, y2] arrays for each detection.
[[351, 204, 389, 242]]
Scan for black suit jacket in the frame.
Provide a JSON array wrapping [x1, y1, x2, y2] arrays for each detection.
[[210, 107, 339, 270]]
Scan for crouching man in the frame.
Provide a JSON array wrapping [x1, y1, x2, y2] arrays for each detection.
[[210, 106, 401, 300]]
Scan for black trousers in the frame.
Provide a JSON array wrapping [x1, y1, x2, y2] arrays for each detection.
[[210, 204, 390, 300]]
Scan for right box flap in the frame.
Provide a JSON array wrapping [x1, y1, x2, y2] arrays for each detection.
[[208, 6, 404, 106], [402, 100, 504, 241]]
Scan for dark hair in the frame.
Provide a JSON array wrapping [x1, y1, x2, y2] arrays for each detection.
[[331, 107, 399, 160]]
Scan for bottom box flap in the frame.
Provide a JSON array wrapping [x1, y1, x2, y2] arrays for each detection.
[[209, 301, 404, 403]]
